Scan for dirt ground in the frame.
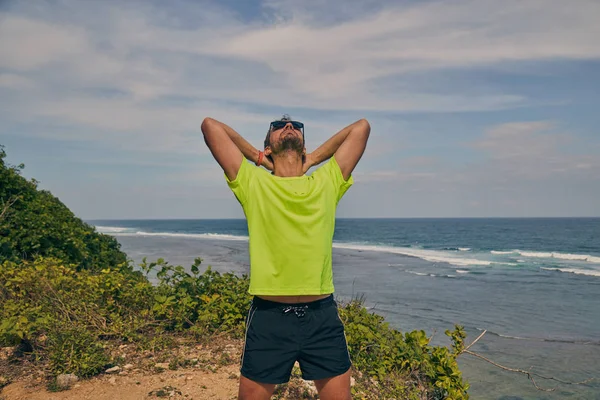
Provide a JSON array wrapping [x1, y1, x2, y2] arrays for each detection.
[[1, 364, 240, 400], [0, 338, 321, 400]]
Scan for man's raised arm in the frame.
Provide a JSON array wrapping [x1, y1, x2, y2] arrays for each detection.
[[306, 119, 370, 180], [201, 118, 273, 181]]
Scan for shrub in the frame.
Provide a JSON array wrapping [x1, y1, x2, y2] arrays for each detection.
[[0, 256, 252, 377], [140, 257, 251, 337], [0, 145, 127, 271], [46, 323, 109, 378], [0, 146, 469, 396], [340, 299, 469, 399]]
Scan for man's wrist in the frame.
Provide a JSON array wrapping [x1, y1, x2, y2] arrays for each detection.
[[256, 151, 265, 166]]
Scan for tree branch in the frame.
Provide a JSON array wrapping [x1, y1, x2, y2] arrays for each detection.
[[0, 195, 20, 220], [458, 328, 597, 392], [462, 349, 598, 392], [462, 329, 486, 352]]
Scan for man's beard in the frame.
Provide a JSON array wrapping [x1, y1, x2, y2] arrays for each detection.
[[272, 134, 303, 155]]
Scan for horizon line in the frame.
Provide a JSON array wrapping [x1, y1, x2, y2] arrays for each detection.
[[85, 216, 600, 221]]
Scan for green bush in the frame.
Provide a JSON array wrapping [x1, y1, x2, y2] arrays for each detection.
[[0, 145, 127, 271], [0, 256, 252, 376], [0, 146, 469, 397], [340, 300, 469, 399], [0, 256, 469, 397], [141, 257, 251, 337], [0, 258, 153, 347], [46, 323, 109, 378]]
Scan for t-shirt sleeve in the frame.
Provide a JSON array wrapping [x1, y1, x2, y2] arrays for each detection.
[[313, 155, 354, 202], [224, 157, 256, 206]]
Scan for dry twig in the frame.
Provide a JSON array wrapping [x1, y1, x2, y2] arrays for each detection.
[[459, 329, 598, 392], [0, 195, 20, 220]]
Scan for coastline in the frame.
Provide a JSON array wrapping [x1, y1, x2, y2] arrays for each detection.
[[111, 234, 600, 399]]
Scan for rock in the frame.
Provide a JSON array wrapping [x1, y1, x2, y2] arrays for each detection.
[[284, 379, 318, 398], [149, 386, 182, 398], [350, 376, 356, 387], [155, 362, 170, 370], [119, 344, 128, 349], [108, 377, 117, 385], [0, 375, 11, 388], [123, 364, 134, 370], [0, 347, 13, 361], [56, 374, 79, 389], [118, 371, 128, 376], [105, 366, 121, 374], [304, 380, 318, 397], [229, 372, 240, 379]]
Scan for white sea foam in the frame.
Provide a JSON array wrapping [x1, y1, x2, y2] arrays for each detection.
[[134, 231, 249, 241], [517, 251, 600, 263], [489, 249, 600, 264], [95, 226, 133, 233], [541, 267, 600, 277], [406, 271, 456, 278], [408, 271, 429, 276], [100, 229, 249, 241], [96, 226, 600, 271], [456, 269, 469, 274], [97, 227, 487, 267], [332, 243, 492, 266], [102, 231, 495, 267]]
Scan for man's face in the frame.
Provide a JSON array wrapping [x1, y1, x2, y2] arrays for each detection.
[[269, 122, 304, 155]]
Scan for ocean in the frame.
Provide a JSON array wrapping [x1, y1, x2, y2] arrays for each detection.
[[90, 218, 600, 399]]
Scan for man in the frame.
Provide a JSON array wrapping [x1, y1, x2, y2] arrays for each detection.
[[201, 114, 370, 400]]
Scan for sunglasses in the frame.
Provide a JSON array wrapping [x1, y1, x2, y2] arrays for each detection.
[[269, 120, 304, 133]]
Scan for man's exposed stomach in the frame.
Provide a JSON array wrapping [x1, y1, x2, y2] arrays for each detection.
[[256, 294, 331, 303]]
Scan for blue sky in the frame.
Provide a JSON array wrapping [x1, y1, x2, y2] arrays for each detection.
[[1, 0, 599, 218]]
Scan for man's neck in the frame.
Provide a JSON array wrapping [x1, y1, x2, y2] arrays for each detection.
[[272, 152, 303, 177]]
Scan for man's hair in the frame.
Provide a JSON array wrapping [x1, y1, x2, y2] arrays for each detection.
[[264, 114, 293, 149]]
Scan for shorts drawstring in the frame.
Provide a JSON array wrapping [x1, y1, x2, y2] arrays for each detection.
[[282, 305, 309, 318]]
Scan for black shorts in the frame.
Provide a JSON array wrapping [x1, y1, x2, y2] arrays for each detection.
[[240, 294, 352, 384]]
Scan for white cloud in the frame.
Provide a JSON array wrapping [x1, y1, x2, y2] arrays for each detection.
[[0, 16, 88, 70], [469, 121, 600, 180], [208, 0, 600, 101], [0, 73, 34, 89], [1, 0, 599, 217], [2, 0, 599, 138], [471, 121, 565, 160], [355, 121, 599, 185]]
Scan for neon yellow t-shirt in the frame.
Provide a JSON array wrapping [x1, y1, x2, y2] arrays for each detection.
[[225, 156, 353, 295]]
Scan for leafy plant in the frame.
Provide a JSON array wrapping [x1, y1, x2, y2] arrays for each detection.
[[0, 146, 470, 398], [0, 145, 127, 271], [46, 323, 109, 378], [340, 299, 469, 399]]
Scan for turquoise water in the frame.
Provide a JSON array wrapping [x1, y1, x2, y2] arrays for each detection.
[[91, 218, 600, 399]]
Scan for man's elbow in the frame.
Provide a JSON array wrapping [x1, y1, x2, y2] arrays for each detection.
[[201, 117, 215, 135], [357, 118, 371, 138]]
